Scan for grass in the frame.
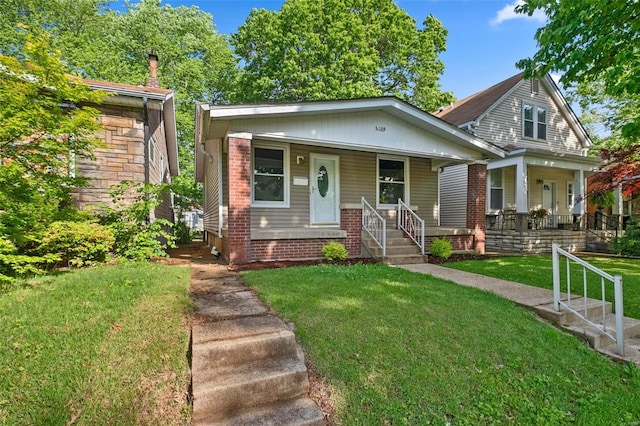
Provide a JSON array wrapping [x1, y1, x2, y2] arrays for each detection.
[[446, 255, 640, 319], [0, 262, 192, 425], [242, 263, 640, 425]]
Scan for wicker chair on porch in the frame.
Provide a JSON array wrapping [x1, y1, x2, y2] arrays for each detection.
[[501, 207, 517, 229]]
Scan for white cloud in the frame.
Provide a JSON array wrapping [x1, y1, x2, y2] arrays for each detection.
[[549, 73, 562, 85], [490, 0, 546, 26]]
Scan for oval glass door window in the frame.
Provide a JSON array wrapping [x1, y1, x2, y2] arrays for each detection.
[[317, 165, 329, 197]]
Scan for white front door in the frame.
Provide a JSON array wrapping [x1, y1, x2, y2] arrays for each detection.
[[542, 180, 556, 214], [310, 154, 340, 226]]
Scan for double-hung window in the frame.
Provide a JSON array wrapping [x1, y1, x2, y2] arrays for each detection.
[[252, 143, 289, 207], [378, 156, 408, 206], [490, 168, 503, 211], [567, 182, 574, 209], [523, 103, 547, 140]]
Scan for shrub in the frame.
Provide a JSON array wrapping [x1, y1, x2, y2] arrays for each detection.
[[0, 235, 58, 288], [174, 220, 192, 245], [97, 181, 175, 261], [614, 217, 640, 256], [321, 241, 348, 261], [429, 237, 452, 259], [36, 221, 115, 267]]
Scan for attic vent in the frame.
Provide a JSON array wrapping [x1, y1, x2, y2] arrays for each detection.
[[531, 79, 540, 94]]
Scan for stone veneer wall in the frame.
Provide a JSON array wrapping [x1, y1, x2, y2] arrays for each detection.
[[75, 105, 145, 208], [486, 230, 587, 253]]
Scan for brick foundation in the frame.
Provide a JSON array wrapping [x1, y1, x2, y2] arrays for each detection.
[[249, 238, 345, 261]]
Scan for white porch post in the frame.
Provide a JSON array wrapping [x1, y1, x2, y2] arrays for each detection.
[[515, 157, 528, 213], [573, 170, 585, 215]]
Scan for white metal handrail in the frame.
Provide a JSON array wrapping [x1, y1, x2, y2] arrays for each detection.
[[362, 197, 386, 257], [552, 243, 625, 355], [397, 199, 425, 255]]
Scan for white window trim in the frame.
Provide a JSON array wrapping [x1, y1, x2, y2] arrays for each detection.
[[376, 154, 410, 209], [522, 102, 547, 141], [567, 181, 574, 209], [251, 142, 290, 208], [489, 168, 504, 213]]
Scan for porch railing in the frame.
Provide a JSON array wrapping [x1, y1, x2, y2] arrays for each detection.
[[585, 212, 621, 236], [552, 243, 625, 355], [486, 213, 583, 231], [397, 199, 425, 255], [362, 197, 386, 257]]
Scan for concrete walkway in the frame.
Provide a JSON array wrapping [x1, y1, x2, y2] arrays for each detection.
[[398, 263, 640, 365]]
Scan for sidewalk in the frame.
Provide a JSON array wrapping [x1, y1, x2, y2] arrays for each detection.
[[398, 263, 640, 366]]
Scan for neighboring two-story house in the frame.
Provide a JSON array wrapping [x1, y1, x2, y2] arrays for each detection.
[[435, 72, 601, 252], [73, 57, 179, 223]]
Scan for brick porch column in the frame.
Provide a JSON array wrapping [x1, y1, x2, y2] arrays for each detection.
[[227, 133, 252, 263], [341, 208, 362, 257], [467, 162, 487, 254]]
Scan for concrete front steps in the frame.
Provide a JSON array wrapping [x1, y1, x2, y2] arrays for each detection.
[[535, 297, 640, 363], [363, 229, 426, 265], [190, 263, 325, 426]]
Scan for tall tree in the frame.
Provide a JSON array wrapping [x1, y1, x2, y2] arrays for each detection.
[[0, 29, 107, 241], [0, 0, 237, 210], [516, 0, 640, 200], [516, 0, 640, 142], [232, 0, 454, 111]]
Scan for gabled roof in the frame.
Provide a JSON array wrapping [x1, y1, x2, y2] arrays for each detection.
[[85, 79, 179, 177], [84, 79, 173, 100], [434, 72, 592, 149], [195, 96, 506, 182], [434, 72, 524, 126]]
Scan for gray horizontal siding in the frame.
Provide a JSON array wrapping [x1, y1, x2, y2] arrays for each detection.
[[439, 164, 467, 227], [475, 81, 583, 154], [250, 142, 438, 229]]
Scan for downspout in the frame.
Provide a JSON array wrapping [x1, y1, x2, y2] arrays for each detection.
[[143, 96, 150, 185], [143, 96, 151, 224], [199, 141, 214, 163]]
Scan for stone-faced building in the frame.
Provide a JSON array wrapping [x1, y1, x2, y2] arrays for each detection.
[[74, 59, 178, 222]]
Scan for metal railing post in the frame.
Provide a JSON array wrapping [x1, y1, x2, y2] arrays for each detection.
[[552, 243, 560, 312], [614, 275, 625, 355]]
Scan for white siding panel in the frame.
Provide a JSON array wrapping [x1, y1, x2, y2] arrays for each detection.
[[475, 81, 583, 154], [440, 164, 467, 227], [231, 110, 486, 161]]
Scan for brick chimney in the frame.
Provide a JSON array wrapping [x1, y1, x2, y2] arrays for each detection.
[[146, 53, 160, 88]]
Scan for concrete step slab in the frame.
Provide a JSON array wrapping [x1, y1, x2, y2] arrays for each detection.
[[196, 398, 325, 426], [194, 290, 267, 319], [192, 356, 310, 423], [563, 315, 640, 350], [383, 254, 426, 265], [535, 298, 612, 325], [193, 330, 299, 372], [192, 316, 288, 345]]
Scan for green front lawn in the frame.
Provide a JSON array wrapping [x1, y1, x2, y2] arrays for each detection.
[[0, 262, 192, 425], [446, 255, 640, 319], [242, 263, 640, 425]]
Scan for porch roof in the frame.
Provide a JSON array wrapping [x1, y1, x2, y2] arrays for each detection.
[[487, 147, 601, 172], [195, 97, 505, 181]]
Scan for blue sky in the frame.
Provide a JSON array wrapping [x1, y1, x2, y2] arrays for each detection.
[[160, 0, 548, 100]]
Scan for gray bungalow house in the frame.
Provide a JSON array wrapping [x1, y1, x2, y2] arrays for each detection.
[[195, 97, 504, 264]]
